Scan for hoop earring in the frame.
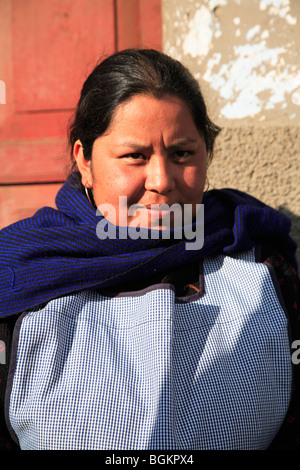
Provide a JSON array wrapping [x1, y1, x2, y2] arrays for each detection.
[[85, 186, 94, 206]]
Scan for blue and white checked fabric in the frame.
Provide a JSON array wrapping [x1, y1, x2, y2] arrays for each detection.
[[7, 250, 292, 450]]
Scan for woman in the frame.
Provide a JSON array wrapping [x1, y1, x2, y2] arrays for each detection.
[[0, 49, 299, 450]]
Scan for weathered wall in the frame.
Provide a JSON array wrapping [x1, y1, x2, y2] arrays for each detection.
[[163, 0, 300, 266]]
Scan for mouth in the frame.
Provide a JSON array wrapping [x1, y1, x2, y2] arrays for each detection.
[[133, 203, 181, 217], [142, 206, 173, 215], [126, 203, 185, 231]]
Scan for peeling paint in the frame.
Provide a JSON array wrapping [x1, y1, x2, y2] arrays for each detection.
[[179, 0, 300, 120], [246, 25, 261, 41], [259, 0, 297, 24], [208, 0, 228, 9], [292, 88, 300, 106], [182, 5, 221, 59], [182, 1, 229, 59], [204, 43, 300, 118]]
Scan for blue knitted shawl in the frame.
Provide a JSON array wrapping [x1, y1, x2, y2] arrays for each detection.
[[0, 172, 297, 317]]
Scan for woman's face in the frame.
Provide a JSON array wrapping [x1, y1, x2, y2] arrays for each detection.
[[74, 94, 207, 230]]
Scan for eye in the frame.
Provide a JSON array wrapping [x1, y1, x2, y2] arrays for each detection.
[[172, 150, 193, 160], [123, 153, 146, 161]]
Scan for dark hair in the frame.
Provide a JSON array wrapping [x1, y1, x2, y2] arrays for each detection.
[[68, 48, 221, 168]]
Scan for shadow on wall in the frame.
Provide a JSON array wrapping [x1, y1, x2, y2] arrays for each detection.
[[278, 205, 300, 269]]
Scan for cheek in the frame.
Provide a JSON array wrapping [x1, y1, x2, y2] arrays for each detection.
[[92, 166, 144, 207], [184, 165, 207, 192]]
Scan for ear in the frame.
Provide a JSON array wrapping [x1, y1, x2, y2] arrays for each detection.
[[73, 140, 93, 188]]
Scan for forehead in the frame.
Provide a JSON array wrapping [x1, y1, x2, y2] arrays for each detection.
[[104, 93, 200, 140]]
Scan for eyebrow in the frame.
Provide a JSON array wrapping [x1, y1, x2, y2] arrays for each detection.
[[168, 138, 199, 148], [115, 141, 149, 150], [115, 138, 199, 149]]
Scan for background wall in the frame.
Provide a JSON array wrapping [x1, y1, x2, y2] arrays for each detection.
[[163, 0, 300, 265]]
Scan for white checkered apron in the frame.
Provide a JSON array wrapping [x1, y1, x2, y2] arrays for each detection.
[[6, 250, 292, 449]]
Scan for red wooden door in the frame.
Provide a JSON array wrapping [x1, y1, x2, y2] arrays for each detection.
[[0, 0, 161, 228]]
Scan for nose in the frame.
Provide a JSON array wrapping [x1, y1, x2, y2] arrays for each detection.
[[144, 155, 175, 194]]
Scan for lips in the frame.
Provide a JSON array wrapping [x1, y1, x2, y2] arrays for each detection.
[[136, 202, 182, 210], [141, 207, 173, 219], [132, 204, 184, 227]]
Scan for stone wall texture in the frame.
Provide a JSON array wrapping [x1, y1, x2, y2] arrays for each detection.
[[163, 0, 300, 266]]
